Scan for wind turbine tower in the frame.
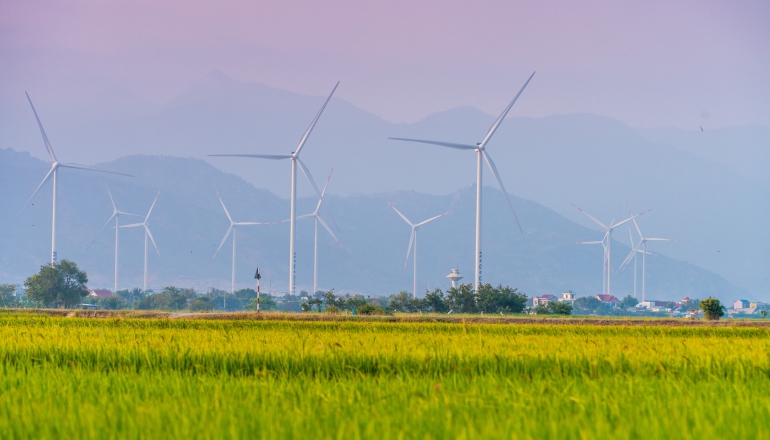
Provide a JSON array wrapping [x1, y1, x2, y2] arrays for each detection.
[[389, 72, 535, 293], [18, 93, 132, 265], [387, 201, 450, 297], [210, 82, 339, 296]]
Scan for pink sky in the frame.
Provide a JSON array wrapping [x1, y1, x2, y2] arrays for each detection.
[[1, 0, 768, 127]]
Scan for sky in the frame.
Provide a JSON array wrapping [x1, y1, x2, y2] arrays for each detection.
[[1, 0, 768, 129]]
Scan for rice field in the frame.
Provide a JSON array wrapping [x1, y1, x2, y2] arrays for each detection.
[[0, 313, 769, 439]]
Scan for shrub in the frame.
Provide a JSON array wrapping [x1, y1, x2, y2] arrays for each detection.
[[357, 304, 387, 315]]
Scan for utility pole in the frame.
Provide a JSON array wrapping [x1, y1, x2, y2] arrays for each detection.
[[254, 267, 261, 313]]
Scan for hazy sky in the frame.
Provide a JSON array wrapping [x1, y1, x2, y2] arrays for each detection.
[[1, 0, 768, 128]]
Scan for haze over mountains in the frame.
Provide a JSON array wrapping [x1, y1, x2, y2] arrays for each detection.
[[0, 71, 767, 299]]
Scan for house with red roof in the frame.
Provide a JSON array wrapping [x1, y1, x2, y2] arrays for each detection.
[[88, 289, 112, 298], [595, 294, 620, 307]]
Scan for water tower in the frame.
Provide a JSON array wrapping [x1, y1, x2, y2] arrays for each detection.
[[446, 268, 463, 289]]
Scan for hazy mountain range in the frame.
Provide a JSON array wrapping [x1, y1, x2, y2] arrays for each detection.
[[0, 71, 767, 300]]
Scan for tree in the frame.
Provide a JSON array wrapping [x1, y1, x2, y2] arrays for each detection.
[[446, 284, 477, 313], [135, 286, 188, 310], [244, 295, 278, 311], [573, 297, 602, 315], [423, 289, 450, 313], [618, 295, 639, 310], [24, 260, 89, 308], [477, 284, 527, 314], [700, 297, 725, 320], [99, 295, 128, 310], [388, 291, 414, 313], [188, 297, 214, 311], [0, 284, 17, 307]]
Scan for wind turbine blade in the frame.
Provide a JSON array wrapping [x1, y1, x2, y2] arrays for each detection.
[[119, 223, 144, 228], [577, 241, 604, 245], [482, 151, 522, 233], [315, 167, 334, 214], [296, 158, 323, 202], [619, 242, 643, 271], [87, 213, 117, 250], [145, 226, 160, 255], [105, 182, 117, 212], [145, 191, 160, 221], [388, 138, 477, 150], [208, 154, 292, 160], [216, 191, 233, 223], [404, 229, 415, 269], [213, 226, 233, 258], [317, 216, 345, 250], [415, 210, 450, 227], [627, 225, 635, 248], [611, 211, 647, 229], [117, 211, 143, 217], [59, 163, 134, 177], [479, 71, 536, 148], [571, 204, 607, 229], [15, 164, 56, 219], [25, 92, 57, 162], [386, 201, 414, 226], [294, 82, 339, 157], [646, 238, 680, 242], [294, 214, 314, 221], [236, 221, 279, 225]]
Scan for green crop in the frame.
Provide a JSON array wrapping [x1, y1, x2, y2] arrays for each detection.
[[0, 314, 768, 439]]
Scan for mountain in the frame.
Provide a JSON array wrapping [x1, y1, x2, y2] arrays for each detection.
[[0, 149, 746, 302], [0, 71, 767, 295]]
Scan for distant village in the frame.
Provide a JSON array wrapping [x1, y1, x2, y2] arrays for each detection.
[[530, 291, 767, 318]]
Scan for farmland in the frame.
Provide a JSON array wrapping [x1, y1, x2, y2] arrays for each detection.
[[0, 312, 769, 439]]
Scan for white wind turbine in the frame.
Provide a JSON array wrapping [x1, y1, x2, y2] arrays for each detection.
[[291, 168, 344, 296], [17, 93, 133, 265], [619, 210, 679, 302], [390, 72, 535, 293], [88, 183, 141, 293], [624, 224, 655, 299], [121, 192, 160, 292], [210, 82, 339, 296], [387, 201, 450, 298], [573, 204, 646, 296], [213, 191, 275, 304]]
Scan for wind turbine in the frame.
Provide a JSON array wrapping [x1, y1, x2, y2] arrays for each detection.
[[213, 191, 274, 306], [576, 238, 608, 295], [619, 210, 678, 302], [121, 192, 160, 292], [389, 72, 535, 293], [209, 82, 339, 296], [17, 93, 133, 265], [387, 201, 450, 298], [573, 204, 646, 296], [88, 183, 141, 293], [292, 168, 344, 296]]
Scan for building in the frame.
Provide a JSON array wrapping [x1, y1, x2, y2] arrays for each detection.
[[558, 291, 577, 304], [533, 294, 557, 307], [595, 295, 620, 307], [734, 299, 750, 310], [88, 289, 112, 298]]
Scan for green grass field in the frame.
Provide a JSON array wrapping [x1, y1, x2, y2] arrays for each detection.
[[0, 313, 768, 439]]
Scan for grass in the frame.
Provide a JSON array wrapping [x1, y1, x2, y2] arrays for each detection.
[[0, 313, 768, 438]]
